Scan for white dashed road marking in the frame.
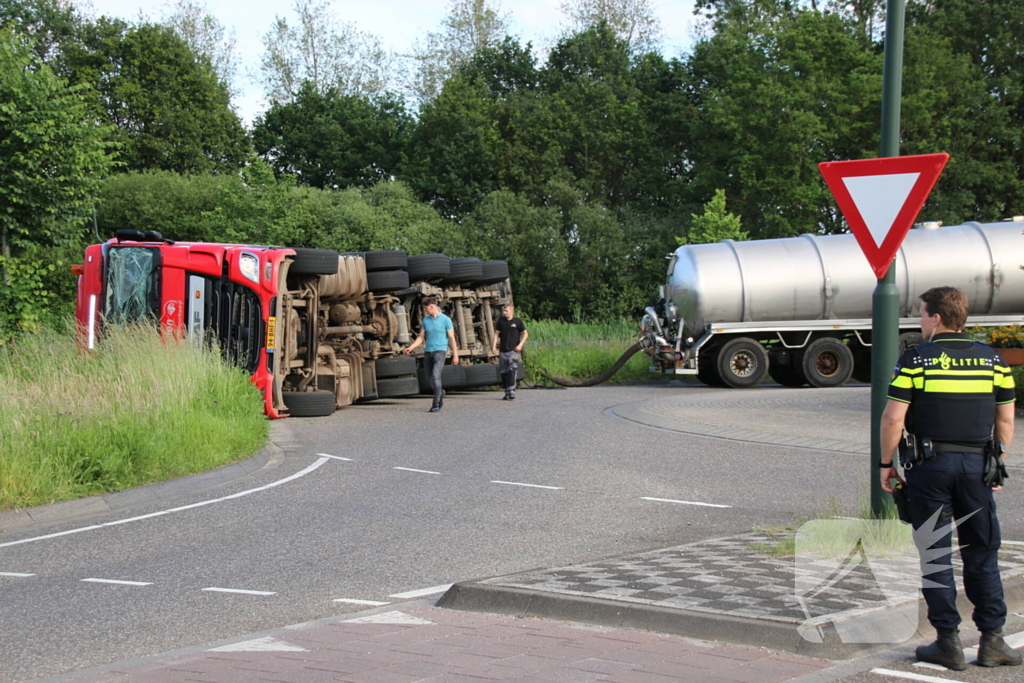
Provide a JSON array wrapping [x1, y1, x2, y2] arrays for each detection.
[[871, 668, 968, 683], [490, 481, 563, 490], [394, 467, 441, 475], [0, 457, 333, 549], [81, 578, 152, 586], [333, 598, 390, 606], [316, 453, 352, 461], [0, 572, 35, 577], [641, 497, 731, 509], [202, 587, 277, 596], [388, 584, 453, 599]]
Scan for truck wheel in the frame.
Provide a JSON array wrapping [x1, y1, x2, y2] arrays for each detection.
[[899, 332, 925, 352], [376, 376, 420, 398], [476, 260, 510, 286], [443, 257, 483, 284], [801, 338, 855, 388], [417, 365, 467, 393], [367, 269, 410, 293], [464, 362, 499, 387], [282, 390, 336, 417], [374, 355, 417, 379], [364, 250, 407, 272], [289, 248, 339, 275], [696, 347, 725, 387], [767, 348, 807, 387], [717, 338, 768, 388], [408, 254, 450, 282]]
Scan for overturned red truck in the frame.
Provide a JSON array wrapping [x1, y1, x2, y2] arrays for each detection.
[[74, 231, 515, 418]]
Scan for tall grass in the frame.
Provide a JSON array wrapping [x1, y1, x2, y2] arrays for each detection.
[[0, 324, 269, 510], [523, 317, 656, 383]]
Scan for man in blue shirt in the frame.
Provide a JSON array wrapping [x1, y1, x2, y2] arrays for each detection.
[[404, 296, 459, 412]]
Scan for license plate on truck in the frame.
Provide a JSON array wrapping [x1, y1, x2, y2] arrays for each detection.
[[266, 316, 276, 351]]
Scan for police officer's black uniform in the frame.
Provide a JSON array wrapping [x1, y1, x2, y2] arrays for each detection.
[[888, 332, 1018, 666]]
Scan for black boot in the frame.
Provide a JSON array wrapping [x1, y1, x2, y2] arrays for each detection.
[[977, 627, 1023, 667], [915, 628, 967, 671]]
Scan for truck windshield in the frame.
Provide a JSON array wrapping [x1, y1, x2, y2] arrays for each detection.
[[105, 246, 160, 323]]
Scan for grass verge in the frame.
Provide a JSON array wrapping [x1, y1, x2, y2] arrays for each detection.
[[0, 324, 269, 510], [523, 317, 657, 384]]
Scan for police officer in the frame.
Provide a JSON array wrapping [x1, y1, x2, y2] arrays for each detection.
[[881, 286, 1020, 670]]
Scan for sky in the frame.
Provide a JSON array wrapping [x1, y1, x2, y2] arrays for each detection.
[[81, 0, 700, 125]]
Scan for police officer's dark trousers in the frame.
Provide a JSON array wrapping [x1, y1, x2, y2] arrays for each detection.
[[906, 450, 1006, 631]]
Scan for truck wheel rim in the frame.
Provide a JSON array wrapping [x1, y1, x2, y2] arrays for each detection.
[[731, 352, 757, 377], [816, 351, 840, 377]]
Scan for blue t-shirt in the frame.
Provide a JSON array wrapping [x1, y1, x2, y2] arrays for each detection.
[[422, 313, 454, 352]]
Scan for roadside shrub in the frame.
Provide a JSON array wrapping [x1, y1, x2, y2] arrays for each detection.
[[0, 324, 268, 509], [523, 317, 653, 384]]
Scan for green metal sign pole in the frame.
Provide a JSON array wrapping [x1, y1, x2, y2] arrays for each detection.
[[871, 0, 906, 517]]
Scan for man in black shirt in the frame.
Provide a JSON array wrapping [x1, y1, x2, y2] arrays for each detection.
[[491, 303, 529, 400], [881, 287, 1019, 670]]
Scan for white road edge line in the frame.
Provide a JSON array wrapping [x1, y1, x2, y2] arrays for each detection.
[[641, 497, 731, 509], [388, 584, 453, 599], [394, 467, 441, 475], [333, 599, 391, 606], [870, 668, 968, 683], [316, 453, 353, 461], [490, 481, 563, 490], [82, 578, 152, 586], [0, 457, 332, 549], [202, 587, 277, 596], [0, 572, 36, 577]]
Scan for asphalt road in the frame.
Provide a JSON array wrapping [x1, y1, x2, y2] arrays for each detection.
[[2, 383, 1022, 682]]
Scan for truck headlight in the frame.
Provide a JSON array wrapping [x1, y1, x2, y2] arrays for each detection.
[[239, 252, 259, 283]]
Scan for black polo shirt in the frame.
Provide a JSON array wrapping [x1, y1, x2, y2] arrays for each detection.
[[495, 316, 526, 353]]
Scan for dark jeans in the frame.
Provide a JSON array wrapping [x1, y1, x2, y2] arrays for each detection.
[[423, 351, 446, 406], [906, 450, 1006, 631]]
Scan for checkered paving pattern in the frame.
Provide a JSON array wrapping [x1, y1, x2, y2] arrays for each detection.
[[484, 533, 1024, 625]]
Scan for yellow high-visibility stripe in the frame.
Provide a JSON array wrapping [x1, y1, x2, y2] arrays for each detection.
[[994, 365, 1011, 373], [1000, 375, 1017, 389], [913, 377, 923, 389], [902, 367, 924, 375], [923, 379, 994, 393], [923, 369, 996, 377], [891, 376, 914, 389]]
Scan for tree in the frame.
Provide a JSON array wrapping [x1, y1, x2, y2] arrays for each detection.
[[559, 0, 662, 54], [0, 0, 82, 62], [252, 83, 411, 189], [160, 0, 240, 97], [259, 0, 391, 104], [0, 30, 114, 336], [407, 0, 510, 102], [680, 189, 747, 244], [62, 19, 250, 173]]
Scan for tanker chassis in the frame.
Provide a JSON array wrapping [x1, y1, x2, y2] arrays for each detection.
[[74, 231, 513, 417], [639, 219, 1024, 388]]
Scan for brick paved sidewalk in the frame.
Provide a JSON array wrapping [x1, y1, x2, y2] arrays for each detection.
[[61, 605, 833, 683]]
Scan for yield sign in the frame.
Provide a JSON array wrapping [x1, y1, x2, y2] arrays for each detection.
[[819, 153, 949, 278]]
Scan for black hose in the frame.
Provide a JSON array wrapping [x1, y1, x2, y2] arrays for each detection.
[[540, 342, 644, 387]]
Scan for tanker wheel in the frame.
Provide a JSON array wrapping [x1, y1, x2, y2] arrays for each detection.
[[717, 338, 768, 388], [801, 338, 855, 388], [767, 348, 807, 387], [899, 332, 925, 352], [696, 347, 725, 387]]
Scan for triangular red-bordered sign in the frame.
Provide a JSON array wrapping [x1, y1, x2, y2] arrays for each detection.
[[819, 153, 949, 278]]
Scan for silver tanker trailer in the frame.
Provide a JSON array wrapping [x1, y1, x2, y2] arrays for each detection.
[[639, 218, 1024, 388]]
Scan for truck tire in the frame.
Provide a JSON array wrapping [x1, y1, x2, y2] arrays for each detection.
[[290, 248, 339, 275], [476, 260, 510, 286], [464, 362, 500, 387], [899, 332, 925, 352], [282, 390, 336, 417], [374, 355, 417, 379], [717, 338, 768, 388], [801, 338, 855, 388], [767, 348, 806, 387], [367, 269, 410, 293], [417, 364, 467, 393], [444, 257, 483, 284], [364, 250, 407, 272], [376, 376, 420, 398], [408, 254, 450, 282], [697, 347, 725, 387]]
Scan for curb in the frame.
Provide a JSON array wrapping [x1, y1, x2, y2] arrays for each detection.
[[437, 561, 1024, 661], [0, 435, 284, 533]]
